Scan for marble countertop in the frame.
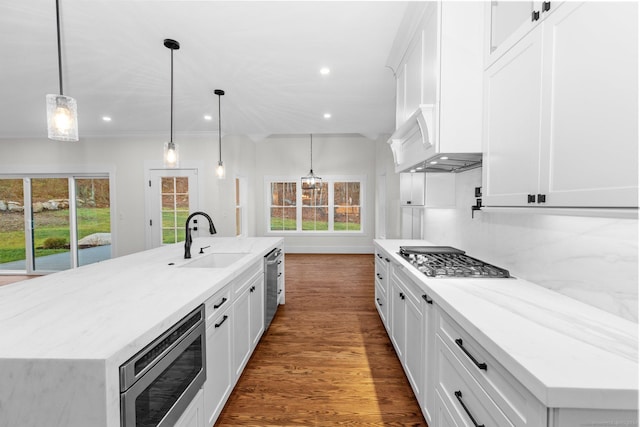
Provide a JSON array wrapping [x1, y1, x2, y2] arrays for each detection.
[[0, 236, 282, 363], [375, 239, 638, 410]]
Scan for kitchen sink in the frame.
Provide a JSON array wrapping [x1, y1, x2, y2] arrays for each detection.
[[179, 252, 250, 269]]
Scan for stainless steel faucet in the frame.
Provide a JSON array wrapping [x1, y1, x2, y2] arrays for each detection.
[[184, 211, 217, 259]]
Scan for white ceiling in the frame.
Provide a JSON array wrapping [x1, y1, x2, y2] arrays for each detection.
[[1, 1, 408, 141]]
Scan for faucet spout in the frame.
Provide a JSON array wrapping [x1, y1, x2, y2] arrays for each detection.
[[184, 211, 217, 259]]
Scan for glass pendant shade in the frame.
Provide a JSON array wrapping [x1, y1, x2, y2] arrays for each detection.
[[216, 160, 226, 179], [46, 94, 78, 141], [164, 141, 179, 168]]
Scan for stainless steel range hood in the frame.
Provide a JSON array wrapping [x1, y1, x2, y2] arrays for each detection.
[[388, 105, 482, 173]]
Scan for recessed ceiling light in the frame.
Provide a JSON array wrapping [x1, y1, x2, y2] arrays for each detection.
[[416, 166, 423, 170], [430, 161, 438, 165], [320, 67, 330, 75], [102, 116, 111, 122], [323, 113, 331, 119], [204, 115, 212, 121], [410, 169, 416, 173], [441, 156, 449, 160]]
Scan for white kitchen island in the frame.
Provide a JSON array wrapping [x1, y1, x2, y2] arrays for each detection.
[[0, 236, 282, 427]]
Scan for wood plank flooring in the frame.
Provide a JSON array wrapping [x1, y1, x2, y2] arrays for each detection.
[[215, 253, 427, 426]]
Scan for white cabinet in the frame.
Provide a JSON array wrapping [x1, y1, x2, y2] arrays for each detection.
[[484, 1, 558, 67], [420, 291, 436, 426], [204, 288, 233, 426], [389, 263, 424, 402], [175, 389, 204, 427], [374, 251, 391, 331], [400, 173, 425, 206], [387, 1, 485, 173], [483, 1, 638, 208], [401, 208, 423, 240], [232, 263, 264, 379]]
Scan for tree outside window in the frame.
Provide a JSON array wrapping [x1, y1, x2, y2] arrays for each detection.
[[270, 182, 297, 230], [334, 182, 361, 231]]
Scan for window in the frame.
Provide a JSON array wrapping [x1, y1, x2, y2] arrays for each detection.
[[270, 181, 297, 231], [161, 176, 189, 244], [266, 177, 363, 233]]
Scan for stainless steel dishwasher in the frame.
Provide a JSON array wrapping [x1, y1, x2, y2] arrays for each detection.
[[264, 248, 282, 331]]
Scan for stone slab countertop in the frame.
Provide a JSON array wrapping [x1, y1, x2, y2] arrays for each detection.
[[0, 236, 282, 362], [375, 239, 638, 411]]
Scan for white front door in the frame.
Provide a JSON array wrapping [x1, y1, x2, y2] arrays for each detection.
[[145, 169, 199, 249]]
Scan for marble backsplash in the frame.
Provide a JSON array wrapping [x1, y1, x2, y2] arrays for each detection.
[[422, 168, 638, 322]]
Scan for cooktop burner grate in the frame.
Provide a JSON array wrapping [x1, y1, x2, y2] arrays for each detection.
[[398, 246, 510, 278]]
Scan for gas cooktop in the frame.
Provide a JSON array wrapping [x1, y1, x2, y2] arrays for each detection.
[[398, 246, 510, 278]]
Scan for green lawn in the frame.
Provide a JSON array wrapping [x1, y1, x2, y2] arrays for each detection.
[[270, 218, 360, 231], [0, 208, 111, 264]]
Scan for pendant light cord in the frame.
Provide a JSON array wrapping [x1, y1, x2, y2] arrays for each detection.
[[170, 47, 174, 143], [55, 0, 64, 95], [218, 93, 222, 161], [310, 134, 313, 171]]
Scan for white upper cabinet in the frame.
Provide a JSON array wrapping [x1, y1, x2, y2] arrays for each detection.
[[483, 1, 638, 208], [387, 1, 484, 173], [484, 1, 560, 68]]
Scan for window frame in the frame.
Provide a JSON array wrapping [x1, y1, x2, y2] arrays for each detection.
[[264, 175, 365, 235]]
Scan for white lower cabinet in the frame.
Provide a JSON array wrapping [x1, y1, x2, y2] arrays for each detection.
[[204, 302, 233, 426], [420, 290, 436, 426], [202, 257, 269, 426], [232, 264, 265, 379], [390, 262, 424, 404], [175, 389, 204, 427]]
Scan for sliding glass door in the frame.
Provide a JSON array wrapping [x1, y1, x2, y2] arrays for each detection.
[[0, 175, 111, 274], [0, 179, 26, 271]]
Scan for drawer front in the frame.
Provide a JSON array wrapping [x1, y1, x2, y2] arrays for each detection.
[[205, 286, 232, 324], [437, 310, 545, 427], [233, 260, 263, 295], [375, 256, 387, 290], [436, 335, 514, 427]]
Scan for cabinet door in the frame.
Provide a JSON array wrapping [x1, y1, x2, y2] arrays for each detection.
[[421, 296, 436, 425], [405, 297, 423, 400], [232, 286, 251, 378], [249, 276, 264, 348], [204, 311, 232, 426], [485, 1, 537, 66], [400, 173, 425, 206], [390, 278, 406, 360], [539, 1, 638, 207], [483, 25, 544, 206]]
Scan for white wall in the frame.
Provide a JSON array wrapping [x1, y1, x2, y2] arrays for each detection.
[[254, 134, 377, 253], [0, 132, 256, 257], [421, 168, 638, 322]]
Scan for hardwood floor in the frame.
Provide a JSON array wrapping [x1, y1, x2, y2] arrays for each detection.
[[215, 253, 427, 426], [0, 275, 33, 287]]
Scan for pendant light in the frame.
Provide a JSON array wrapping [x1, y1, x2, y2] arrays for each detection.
[[214, 89, 226, 179], [163, 39, 180, 168], [301, 134, 322, 190], [46, 0, 78, 141]]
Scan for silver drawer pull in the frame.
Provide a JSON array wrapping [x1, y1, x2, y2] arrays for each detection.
[[455, 390, 485, 427], [455, 338, 487, 371]]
